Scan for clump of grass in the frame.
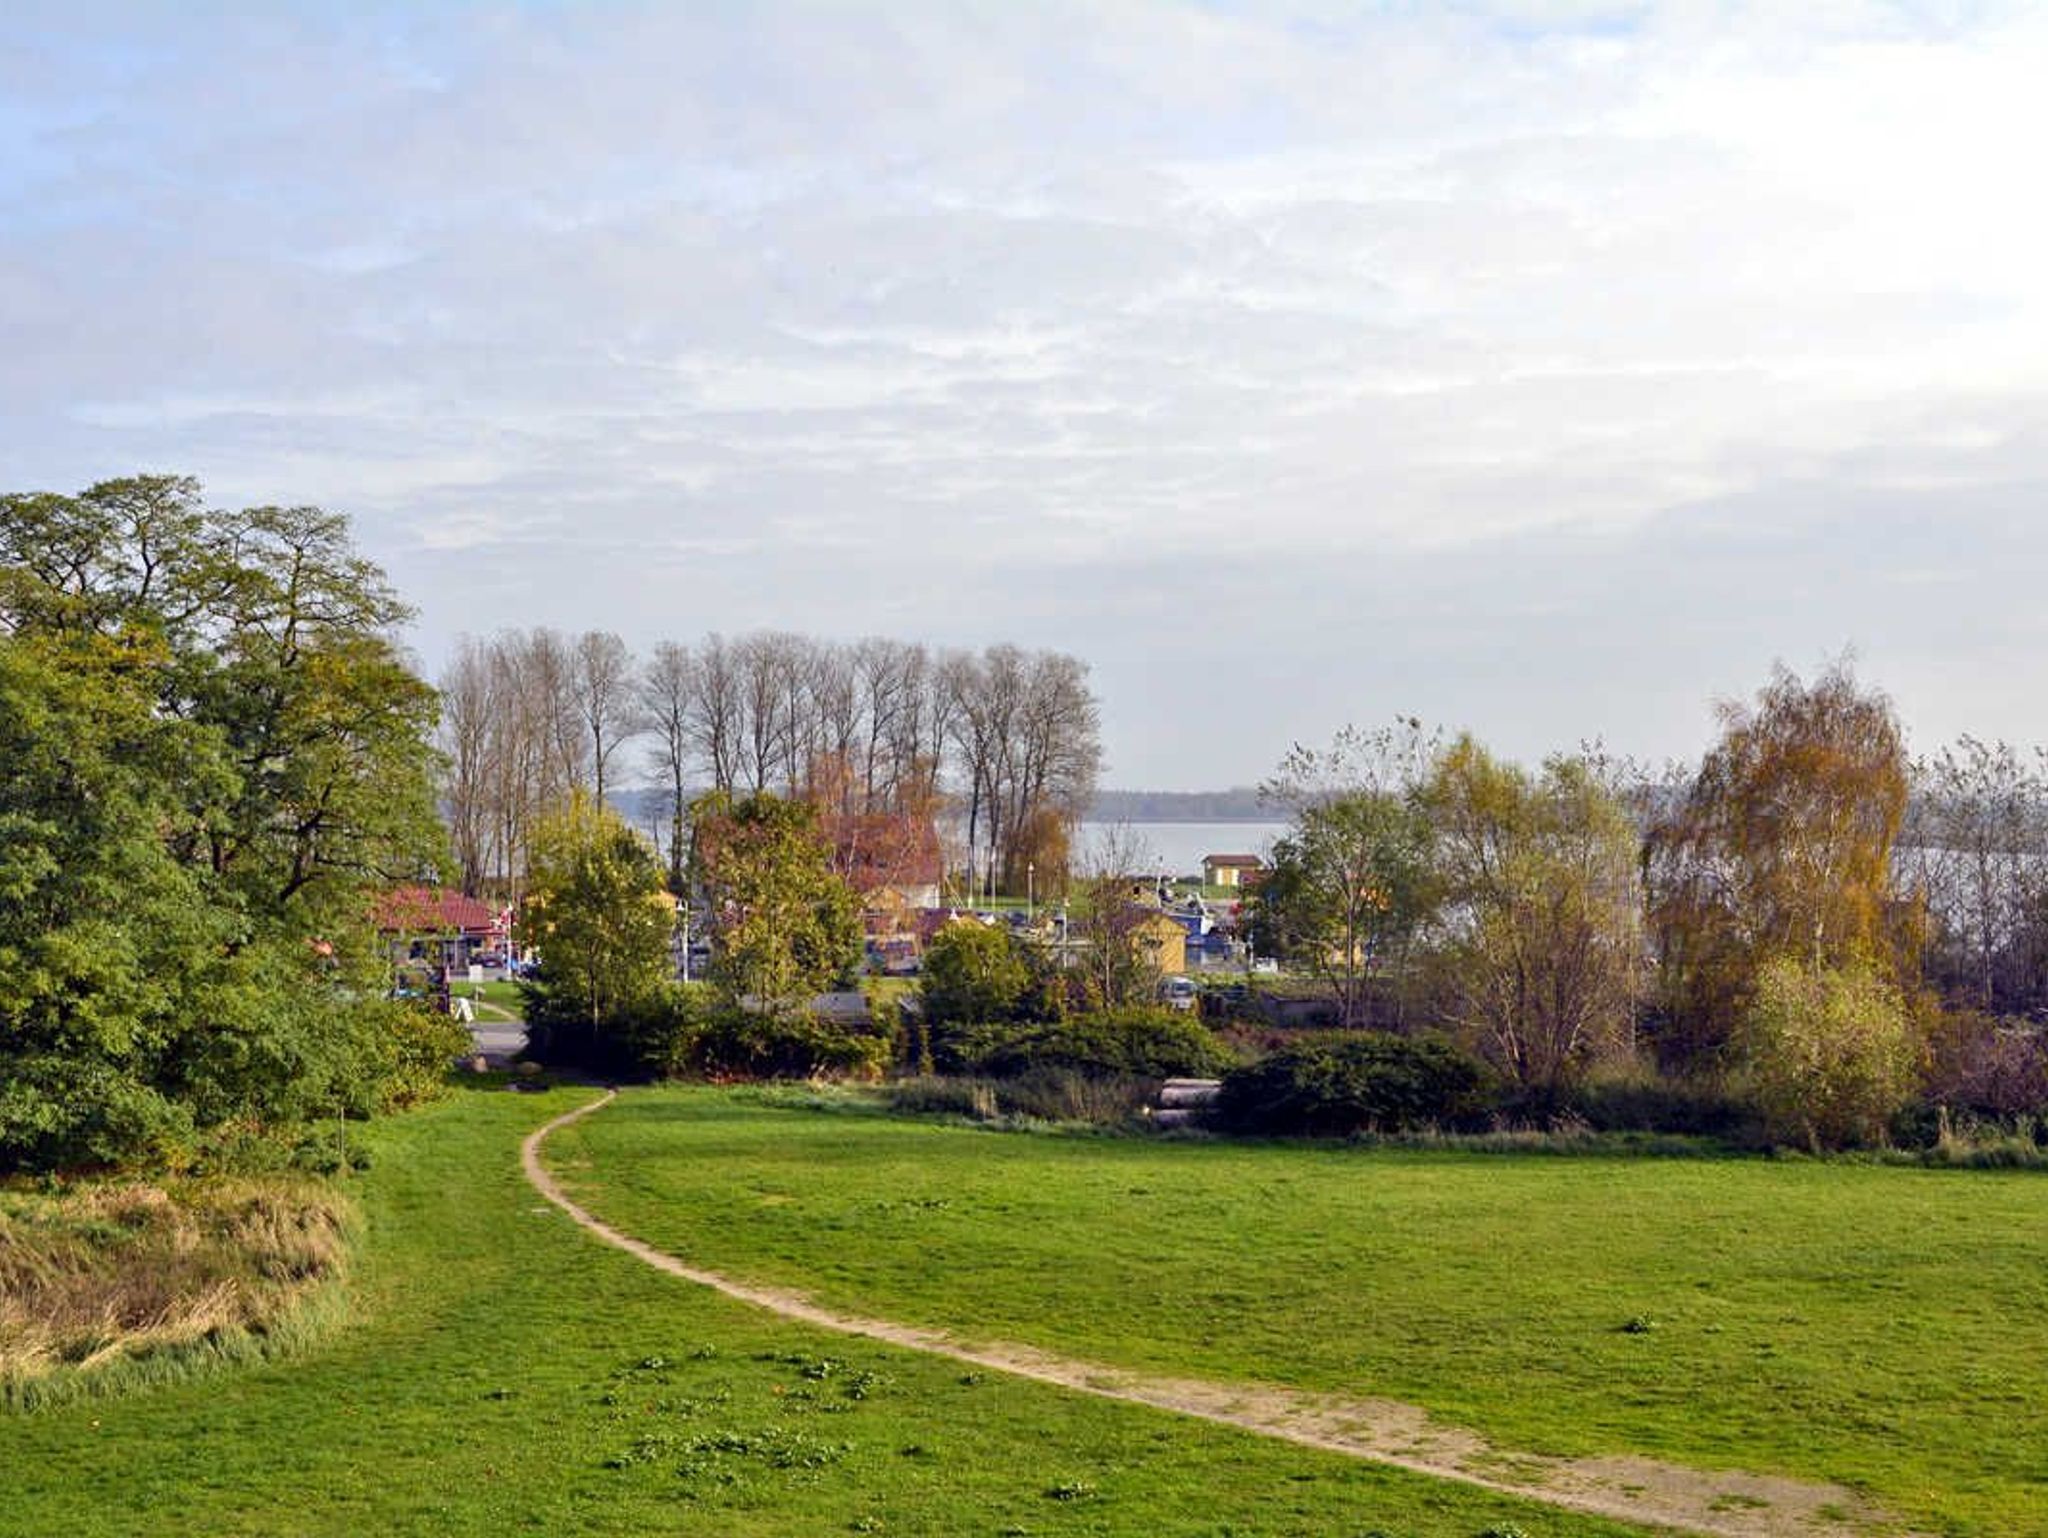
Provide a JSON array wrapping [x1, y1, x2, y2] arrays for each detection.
[[0, 1176, 357, 1410], [883, 1071, 1152, 1131]]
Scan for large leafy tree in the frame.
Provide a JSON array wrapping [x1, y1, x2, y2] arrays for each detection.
[[691, 791, 861, 1014], [1645, 662, 1919, 1066], [518, 793, 675, 1064], [1252, 724, 1441, 1028], [0, 635, 229, 1165], [0, 475, 450, 1170], [1423, 738, 1644, 1098]]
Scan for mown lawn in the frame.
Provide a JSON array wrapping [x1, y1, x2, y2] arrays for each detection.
[[551, 1087, 2048, 1538], [0, 1083, 1662, 1538]]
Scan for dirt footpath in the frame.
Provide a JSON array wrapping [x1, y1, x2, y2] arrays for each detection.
[[524, 1091, 1924, 1538]]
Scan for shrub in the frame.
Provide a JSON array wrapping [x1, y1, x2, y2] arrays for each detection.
[[1920, 1008, 2048, 1119], [920, 922, 1032, 1025], [994, 1068, 1153, 1125], [1214, 1032, 1495, 1135], [923, 1018, 1022, 1077], [606, 983, 715, 1080], [1735, 959, 1920, 1149], [1565, 1060, 1762, 1141], [525, 982, 712, 1080], [696, 1005, 891, 1081], [972, 1007, 1233, 1080], [363, 1000, 472, 1111]]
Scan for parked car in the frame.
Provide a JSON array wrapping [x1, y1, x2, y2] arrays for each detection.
[[1160, 975, 1198, 1012]]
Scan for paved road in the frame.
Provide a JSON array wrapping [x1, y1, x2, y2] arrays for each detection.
[[468, 1021, 527, 1067]]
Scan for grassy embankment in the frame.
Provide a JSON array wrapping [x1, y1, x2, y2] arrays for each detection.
[[1, 1179, 355, 1409], [552, 1086, 2048, 1538], [0, 1083, 1662, 1538]]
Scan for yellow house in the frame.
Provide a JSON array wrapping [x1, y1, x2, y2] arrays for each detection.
[[1201, 854, 1263, 889]]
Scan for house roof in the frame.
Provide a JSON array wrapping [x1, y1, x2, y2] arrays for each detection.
[[372, 886, 504, 937], [1202, 853, 1264, 868]]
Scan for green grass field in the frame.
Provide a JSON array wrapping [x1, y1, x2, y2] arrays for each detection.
[[548, 1087, 2048, 1538], [0, 1084, 1665, 1538]]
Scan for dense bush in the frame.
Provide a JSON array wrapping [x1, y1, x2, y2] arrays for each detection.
[[923, 1017, 1017, 1076], [1735, 959, 1920, 1149], [1213, 1032, 1495, 1135], [360, 1000, 474, 1112], [932, 1007, 1231, 1080], [527, 982, 714, 1080], [1564, 1062, 1762, 1141], [696, 1004, 892, 1081], [1920, 1008, 2048, 1119], [980, 1007, 1233, 1079], [920, 922, 1033, 1025], [528, 983, 892, 1082]]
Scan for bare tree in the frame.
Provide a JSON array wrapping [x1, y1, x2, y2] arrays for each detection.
[[437, 637, 495, 895], [854, 637, 920, 805], [941, 647, 999, 896], [735, 630, 801, 794], [432, 626, 1098, 914], [689, 632, 743, 794], [941, 644, 1100, 898], [1911, 737, 2048, 1014], [521, 628, 590, 798], [571, 629, 635, 805], [638, 640, 697, 895], [1070, 823, 1165, 1009]]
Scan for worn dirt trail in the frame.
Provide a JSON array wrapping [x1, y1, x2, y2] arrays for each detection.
[[523, 1091, 1922, 1538]]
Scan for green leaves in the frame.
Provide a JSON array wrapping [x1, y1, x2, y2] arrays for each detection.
[[691, 792, 861, 1014], [1252, 788, 1438, 1028], [0, 476, 450, 1171], [519, 792, 676, 1066]]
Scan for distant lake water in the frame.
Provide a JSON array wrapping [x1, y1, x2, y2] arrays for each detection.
[[1076, 820, 1289, 878]]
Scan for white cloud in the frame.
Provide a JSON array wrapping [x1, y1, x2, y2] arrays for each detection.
[[5, 2, 2048, 781]]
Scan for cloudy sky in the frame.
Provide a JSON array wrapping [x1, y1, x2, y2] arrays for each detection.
[[4, 1, 2045, 787]]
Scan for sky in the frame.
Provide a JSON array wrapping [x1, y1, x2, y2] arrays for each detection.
[[4, 1, 2046, 789]]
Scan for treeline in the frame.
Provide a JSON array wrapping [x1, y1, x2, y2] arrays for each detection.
[[438, 630, 1100, 901], [0, 476, 464, 1172], [1247, 667, 2048, 1148]]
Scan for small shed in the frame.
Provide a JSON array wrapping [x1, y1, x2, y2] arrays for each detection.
[[1201, 854, 1264, 889], [1132, 909, 1190, 978]]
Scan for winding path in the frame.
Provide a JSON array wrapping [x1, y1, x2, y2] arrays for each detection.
[[523, 1090, 1922, 1538]]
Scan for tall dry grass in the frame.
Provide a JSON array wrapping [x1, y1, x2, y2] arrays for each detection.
[[0, 1177, 357, 1407]]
